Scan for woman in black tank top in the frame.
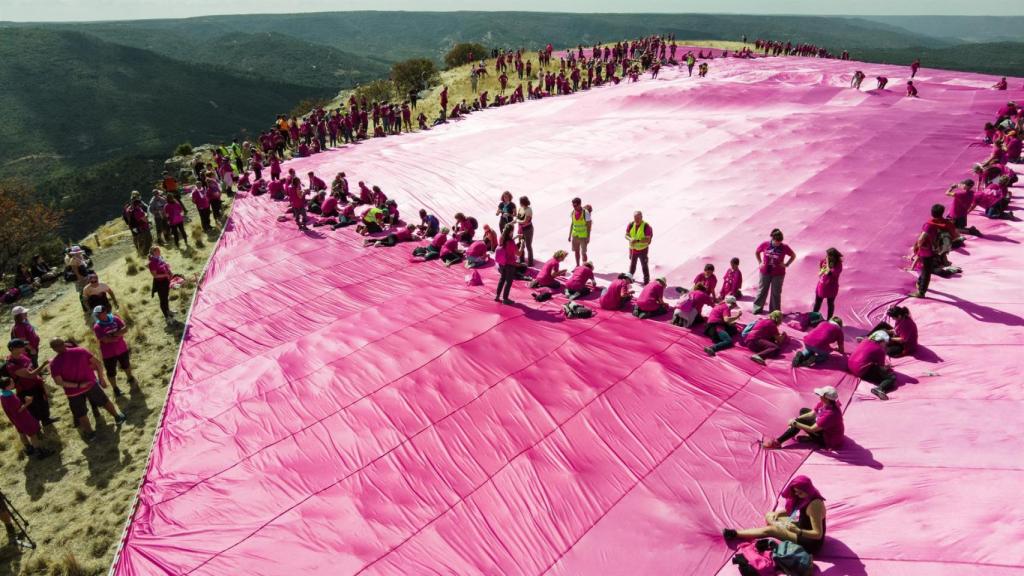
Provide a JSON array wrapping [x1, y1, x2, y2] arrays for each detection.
[[722, 475, 827, 557]]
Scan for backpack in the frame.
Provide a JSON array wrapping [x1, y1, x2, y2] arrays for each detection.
[[562, 301, 593, 319], [532, 290, 553, 302], [466, 270, 483, 287], [731, 540, 776, 576], [773, 540, 813, 576]]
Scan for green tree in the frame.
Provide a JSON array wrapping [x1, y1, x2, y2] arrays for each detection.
[[0, 180, 64, 276], [353, 79, 395, 104], [444, 42, 488, 69], [390, 58, 439, 98]]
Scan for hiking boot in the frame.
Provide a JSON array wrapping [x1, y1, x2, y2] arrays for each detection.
[[791, 355, 804, 368], [703, 347, 717, 357], [502, 298, 515, 305], [908, 291, 924, 298], [750, 355, 766, 366], [870, 387, 889, 401]]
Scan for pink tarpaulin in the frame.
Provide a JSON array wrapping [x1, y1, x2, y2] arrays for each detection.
[[113, 52, 1024, 575]]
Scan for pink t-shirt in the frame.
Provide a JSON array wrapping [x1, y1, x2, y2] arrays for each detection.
[[93, 316, 129, 359], [744, 318, 779, 345], [693, 272, 717, 295], [803, 321, 843, 350], [466, 241, 488, 258], [148, 256, 172, 278], [320, 196, 339, 215], [599, 279, 630, 310], [894, 316, 918, 353], [11, 320, 40, 351], [440, 238, 460, 258], [164, 202, 185, 226], [395, 228, 414, 242], [756, 241, 795, 276], [677, 288, 712, 314], [564, 266, 594, 292], [495, 240, 518, 266], [706, 302, 732, 325], [535, 258, 561, 286], [430, 233, 447, 250], [720, 267, 742, 298], [847, 339, 886, 377], [4, 354, 42, 392], [49, 346, 99, 396], [814, 400, 845, 449], [1, 393, 39, 436], [949, 187, 975, 219], [191, 188, 210, 210], [636, 282, 665, 312], [815, 259, 843, 299]]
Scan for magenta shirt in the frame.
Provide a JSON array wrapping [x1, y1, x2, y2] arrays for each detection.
[[815, 259, 843, 299], [5, 354, 42, 392], [744, 318, 779, 344], [693, 272, 717, 295], [677, 288, 712, 314], [804, 321, 843, 350], [720, 268, 742, 298], [814, 400, 845, 449], [50, 347, 99, 395], [564, 266, 594, 292], [599, 279, 630, 310], [191, 188, 211, 210], [495, 240, 518, 266], [11, 320, 40, 351], [164, 202, 185, 225], [440, 238, 460, 258], [847, 339, 886, 377], [536, 258, 560, 285], [950, 187, 975, 219], [756, 241, 795, 276], [636, 282, 665, 312], [706, 302, 731, 325], [320, 196, 339, 215], [93, 317, 129, 359], [148, 256, 172, 278], [894, 316, 918, 353], [2, 393, 40, 436], [466, 241, 488, 258], [430, 233, 447, 250]]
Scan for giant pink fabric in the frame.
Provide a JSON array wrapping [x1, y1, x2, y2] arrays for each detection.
[[113, 52, 1024, 575]]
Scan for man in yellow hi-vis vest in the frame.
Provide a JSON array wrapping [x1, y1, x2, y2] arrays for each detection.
[[567, 197, 592, 267], [625, 210, 653, 284]]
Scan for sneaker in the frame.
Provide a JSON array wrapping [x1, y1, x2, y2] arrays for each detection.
[[114, 413, 128, 426], [791, 355, 804, 368], [42, 417, 58, 426], [752, 307, 764, 315], [908, 291, 924, 298], [703, 346, 716, 357], [502, 298, 515, 305], [870, 387, 889, 401], [493, 297, 501, 302], [761, 439, 781, 449], [750, 355, 766, 366]]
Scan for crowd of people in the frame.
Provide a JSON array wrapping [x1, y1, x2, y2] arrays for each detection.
[[4, 34, 1019, 570]]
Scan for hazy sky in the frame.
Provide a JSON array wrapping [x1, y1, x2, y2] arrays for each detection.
[[4, 0, 1020, 22]]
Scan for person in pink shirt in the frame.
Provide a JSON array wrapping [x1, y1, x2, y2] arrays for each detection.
[[1, 376, 51, 458], [147, 247, 175, 322], [946, 179, 980, 235], [494, 224, 519, 304], [92, 307, 135, 396], [848, 331, 897, 400], [6, 338, 54, 425], [9, 306, 40, 366], [910, 58, 920, 78], [906, 80, 919, 98], [48, 338, 126, 441], [599, 273, 635, 310], [464, 240, 490, 268], [440, 236, 464, 266], [365, 224, 417, 248], [633, 278, 667, 318], [876, 76, 888, 90], [164, 193, 188, 248], [308, 172, 327, 192], [742, 310, 787, 365], [320, 191, 340, 217], [869, 306, 919, 358], [287, 177, 309, 231], [761, 385, 845, 451], [531, 250, 568, 289], [413, 227, 449, 261], [812, 248, 843, 320], [672, 282, 713, 328], [720, 257, 742, 300], [190, 184, 213, 232], [753, 229, 796, 315], [563, 262, 596, 299], [723, 475, 827, 556], [792, 317, 845, 367], [704, 296, 742, 356], [693, 263, 717, 296]]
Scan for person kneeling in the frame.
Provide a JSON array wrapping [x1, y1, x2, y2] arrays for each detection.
[[440, 235, 464, 266], [412, 227, 449, 261], [563, 262, 596, 299], [530, 250, 568, 289], [742, 310, 787, 365], [633, 278, 668, 318], [464, 240, 491, 268], [762, 386, 844, 450], [793, 316, 845, 367], [704, 296, 741, 356], [672, 281, 712, 327]]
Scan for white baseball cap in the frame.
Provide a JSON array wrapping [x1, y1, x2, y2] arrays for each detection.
[[11, 306, 28, 316], [814, 386, 839, 401]]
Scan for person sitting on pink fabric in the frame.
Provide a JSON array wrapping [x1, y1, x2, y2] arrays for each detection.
[[599, 273, 635, 310], [993, 77, 1008, 91], [531, 250, 568, 289], [365, 224, 416, 248], [412, 227, 449, 261], [850, 331, 897, 400], [724, 475, 827, 558], [633, 278, 667, 319], [742, 310, 787, 365], [762, 385, 844, 451], [793, 316, 845, 367], [356, 181, 373, 205], [672, 282, 713, 328], [906, 80, 919, 98], [868, 306, 919, 358], [720, 257, 742, 300], [693, 263, 717, 296], [945, 179, 980, 236], [812, 248, 843, 320], [563, 262, 596, 300], [440, 236, 464, 267], [464, 240, 490, 268]]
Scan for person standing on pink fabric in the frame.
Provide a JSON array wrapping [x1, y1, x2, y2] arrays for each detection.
[[753, 229, 796, 315], [910, 58, 920, 78], [625, 211, 653, 285], [761, 385, 845, 451], [633, 278, 667, 318], [494, 224, 519, 304], [812, 248, 843, 320]]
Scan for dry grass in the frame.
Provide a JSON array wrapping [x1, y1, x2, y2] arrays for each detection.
[[0, 200, 228, 575]]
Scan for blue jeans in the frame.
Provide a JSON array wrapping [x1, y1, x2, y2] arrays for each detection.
[[799, 345, 830, 364]]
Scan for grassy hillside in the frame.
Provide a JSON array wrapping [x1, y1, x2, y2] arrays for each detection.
[[858, 42, 1024, 78], [0, 28, 320, 237], [43, 11, 948, 64], [858, 16, 1024, 44]]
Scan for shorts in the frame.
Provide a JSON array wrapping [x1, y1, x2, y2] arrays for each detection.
[[571, 236, 589, 251], [103, 351, 131, 378], [68, 384, 109, 419]]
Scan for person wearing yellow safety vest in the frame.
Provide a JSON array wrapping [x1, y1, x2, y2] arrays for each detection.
[[567, 197, 592, 267], [356, 205, 385, 236], [624, 211, 653, 284]]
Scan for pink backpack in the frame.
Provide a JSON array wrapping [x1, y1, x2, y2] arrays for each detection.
[[732, 540, 776, 576], [466, 270, 483, 287]]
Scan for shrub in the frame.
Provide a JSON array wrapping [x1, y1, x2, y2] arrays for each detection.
[[289, 96, 333, 119], [352, 79, 395, 104], [174, 142, 193, 157], [445, 42, 488, 69], [0, 179, 64, 276], [390, 58, 439, 97]]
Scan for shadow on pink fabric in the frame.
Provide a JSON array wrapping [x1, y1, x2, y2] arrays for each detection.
[[113, 51, 1024, 575]]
